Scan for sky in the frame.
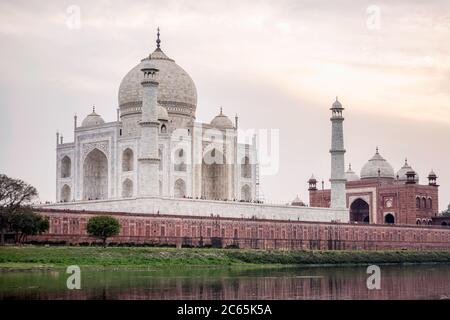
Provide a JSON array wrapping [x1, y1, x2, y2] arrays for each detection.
[[0, 0, 449, 210]]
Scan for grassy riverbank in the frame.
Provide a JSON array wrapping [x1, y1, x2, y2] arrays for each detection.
[[1, 246, 450, 270]]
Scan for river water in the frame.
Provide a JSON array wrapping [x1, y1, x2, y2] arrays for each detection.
[[1, 264, 449, 300]]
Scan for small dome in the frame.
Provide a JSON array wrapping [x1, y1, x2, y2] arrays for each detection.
[[158, 105, 169, 121], [360, 148, 395, 179], [396, 158, 419, 182], [428, 170, 437, 177], [210, 108, 234, 129], [308, 174, 317, 183], [291, 195, 305, 206], [81, 108, 105, 127], [332, 97, 343, 108], [345, 164, 360, 181]]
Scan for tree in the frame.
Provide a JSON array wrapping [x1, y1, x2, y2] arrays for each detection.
[[9, 208, 49, 244], [0, 174, 38, 245], [442, 204, 450, 217], [86, 216, 120, 247]]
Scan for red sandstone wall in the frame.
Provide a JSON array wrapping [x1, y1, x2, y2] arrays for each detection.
[[29, 209, 450, 251], [309, 190, 331, 208]]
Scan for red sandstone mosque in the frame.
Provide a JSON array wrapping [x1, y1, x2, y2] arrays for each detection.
[[308, 151, 439, 226]]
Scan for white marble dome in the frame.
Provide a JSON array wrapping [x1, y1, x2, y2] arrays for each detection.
[[211, 109, 234, 129], [118, 47, 197, 118], [360, 148, 395, 179], [396, 159, 419, 182], [81, 109, 105, 127], [345, 164, 360, 181]]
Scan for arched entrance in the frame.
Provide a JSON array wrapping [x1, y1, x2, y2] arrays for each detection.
[[241, 185, 251, 202], [384, 213, 395, 224], [60, 184, 71, 202], [122, 148, 133, 172], [61, 156, 71, 178], [241, 156, 251, 178], [122, 179, 133, 198], [83, 148, 108, 200], [174, 179, 186, 198], [202, 148, 228, 200], [350, 198, 370, 223]]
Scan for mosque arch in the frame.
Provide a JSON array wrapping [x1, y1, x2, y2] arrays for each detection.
[[61, 156, 71, 178], [161, 124, 167, 133], [384, 213, 395, 224], [83, 148, 108, 200], [122, 148, 134, 172], [442, 222, 448, 226], [174, 179, 186, 198], [122, 179, 133, 198], [202, 148, 228, 200], [350, 198, 370, 223], [241, 156, 252, 179], [416, 197, 421, 208], [422, 197, 427, 209], [60, 184, 71, 202], [416, 219, 421, 225], [241, 184, 251, 202], [427, 198, 432, 209]]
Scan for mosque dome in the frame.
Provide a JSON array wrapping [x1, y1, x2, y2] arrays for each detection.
[[396, 159, 419, 182], [157, 104, 169, 121], [118, 30, 197, 119], [345, 164, 360, 181], [210, 108, 234, 129], [360, 148, 395, 179], [81, 108, 105, 127], [291, 195, 305, 206]]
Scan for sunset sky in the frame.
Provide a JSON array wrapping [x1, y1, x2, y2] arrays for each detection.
[[0, 0, 449, 210]]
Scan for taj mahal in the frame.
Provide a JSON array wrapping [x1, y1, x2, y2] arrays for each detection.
[[55, 29, 258, 205], [44, 29, 442, 230]]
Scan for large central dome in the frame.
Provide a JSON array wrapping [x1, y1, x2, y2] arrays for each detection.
[[118, 38, 197, 120], [360, 148, 395, 180]]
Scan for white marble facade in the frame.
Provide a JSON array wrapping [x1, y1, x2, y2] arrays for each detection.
[[55, 40, 258, 204]]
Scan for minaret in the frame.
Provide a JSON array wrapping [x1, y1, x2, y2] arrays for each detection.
[[137, 56, 160, 197], [427, 170, 438, 186], [329, 97, 346, 209]]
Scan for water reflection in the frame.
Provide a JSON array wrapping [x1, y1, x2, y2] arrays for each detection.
[[1, 264, 450, 300]]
